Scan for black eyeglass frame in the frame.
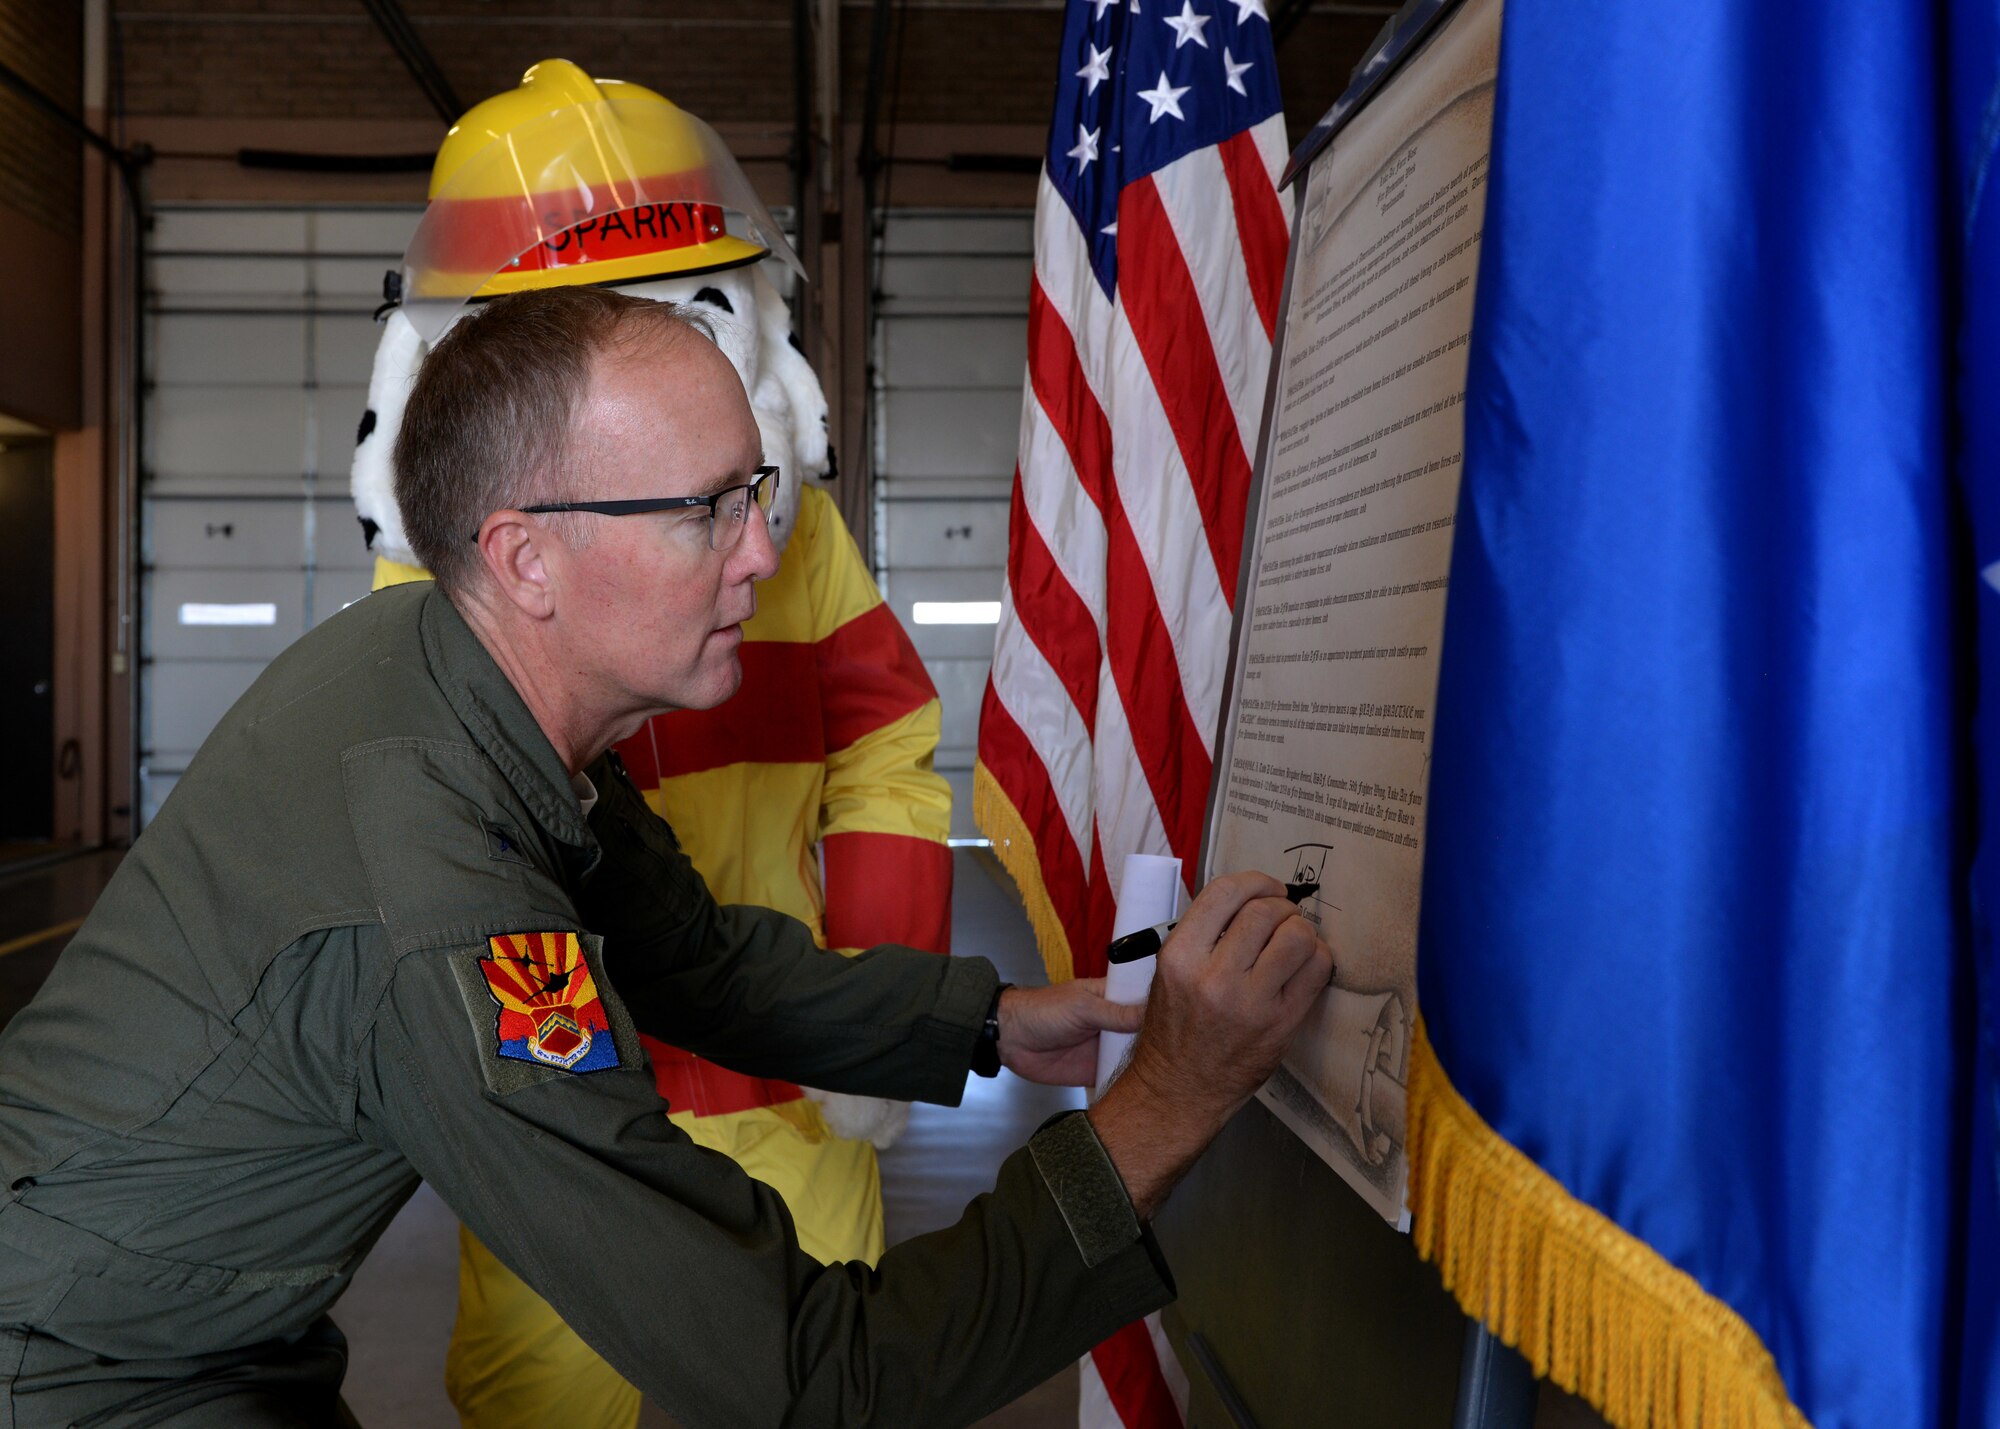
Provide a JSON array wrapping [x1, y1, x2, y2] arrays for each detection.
[[470, 465, 781, 549]]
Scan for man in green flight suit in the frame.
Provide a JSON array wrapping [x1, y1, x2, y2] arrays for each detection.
[[0, 287, 1333, 1427]]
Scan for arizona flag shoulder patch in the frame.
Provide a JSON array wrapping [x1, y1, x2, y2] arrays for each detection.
[[478, 931, 619, 1074]]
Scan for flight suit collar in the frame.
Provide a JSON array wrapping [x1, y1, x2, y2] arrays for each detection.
[[419, 585, 596, 857]]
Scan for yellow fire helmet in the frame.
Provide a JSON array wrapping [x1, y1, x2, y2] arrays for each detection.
[[399, 59, 803, 343]]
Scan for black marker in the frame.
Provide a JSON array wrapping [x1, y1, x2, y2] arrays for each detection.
[[1105, 881, 1320, 964]]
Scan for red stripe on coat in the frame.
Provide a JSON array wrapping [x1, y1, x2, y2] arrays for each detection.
[[817, 600, 939, 753], [821, 831, 953, 954], [617, 717, 663, 789], [1025, 276, 1214, 877], [628, 641, 823, 777], [1116, 176, 1255, 599], [642, 1035, 805, 1118]]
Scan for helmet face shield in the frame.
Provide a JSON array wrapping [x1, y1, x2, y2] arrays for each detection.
[[400, 97, 802, 343]]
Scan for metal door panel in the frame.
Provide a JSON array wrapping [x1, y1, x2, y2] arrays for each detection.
[[315, 314, 387, 384], [880, 389, 1023, 479], [149, 385, 308, 484], [151, 208, 309, 254], [150, 256, 311, 305], [882, 568, 1005, 664], [151, 314, 308, 386], [146, 569, 306, 661], [138, 771, 181, 827], [877, 255, 1033, 311], [312, 384, 372, 477], [872, 210, 1034, 836], [312, 208, 421, 253], [143, 661, 263, 763], [146, 472, 306, 500], [140, 204, 426, 829], [882, 214, 1035, 255], [941, 769, 976, 839], [878, 476, 1012, 503], [310, 498, 378, 571], [146, 500, 306, 570], [312, 257, 400, 303], [881, 315, 1027, 388], [923, 655, 988, 759], [882, 498, 1009, 570], [310, 567, 375, 627]]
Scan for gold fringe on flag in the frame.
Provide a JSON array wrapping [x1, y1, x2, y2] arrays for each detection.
[[972, 760, 1076, 984], [1407, 1017, 1811, 1429]]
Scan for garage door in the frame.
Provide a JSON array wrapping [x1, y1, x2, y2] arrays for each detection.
[[872, 210, 1033, 839], [141, 204, 1030, 839], [141, 205, 420, 826]]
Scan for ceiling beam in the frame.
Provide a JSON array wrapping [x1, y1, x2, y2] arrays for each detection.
[[357, 0, 462, 126]]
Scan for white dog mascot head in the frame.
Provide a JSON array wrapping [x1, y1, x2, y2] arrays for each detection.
[[350, 60, 830, 568]]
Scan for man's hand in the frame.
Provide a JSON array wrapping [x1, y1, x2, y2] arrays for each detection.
[[1087, 871, 1333, 1218], [995, 981, 1144, 1087]]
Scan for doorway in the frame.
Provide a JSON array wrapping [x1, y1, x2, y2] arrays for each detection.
[[0, 434, 56, 846]]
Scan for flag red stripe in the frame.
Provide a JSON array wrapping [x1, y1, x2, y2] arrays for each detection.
[[1075, 827, 1117, 980], [1104, 595, 1212, 875], [1218, 129, 1287, 340], [1116, 176, 1255, 599], [1006, 468, 1102, 732], [1026, 278, 1117, 515], [1091, 1319, 1186, 1429], [1026, 277, 1214, 870], [979, 681, 1093, 957]]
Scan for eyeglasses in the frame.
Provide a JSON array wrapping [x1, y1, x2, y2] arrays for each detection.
[[479, 465, 781, 553]]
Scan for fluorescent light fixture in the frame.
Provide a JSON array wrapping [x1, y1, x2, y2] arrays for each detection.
[[946, 838, 992, 848], [179, 602, 277, 626], [912, 601, 1001, 625]]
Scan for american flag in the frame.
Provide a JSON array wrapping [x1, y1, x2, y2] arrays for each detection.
[[974, 4, 1288, 1425], [975, 0, 1289, 986]]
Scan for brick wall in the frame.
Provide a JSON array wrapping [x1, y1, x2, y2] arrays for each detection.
[[0, 0, 81, 236], [0, 0, 82, 428], [113, 0, 797, 123]]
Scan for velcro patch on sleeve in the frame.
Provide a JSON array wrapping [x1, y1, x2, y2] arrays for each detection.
[[1028, 1110, 1142, 1269], [456, 932, 622, 1090]]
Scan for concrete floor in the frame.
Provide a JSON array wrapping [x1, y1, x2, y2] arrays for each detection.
[[0, 845, 1082, 1428]]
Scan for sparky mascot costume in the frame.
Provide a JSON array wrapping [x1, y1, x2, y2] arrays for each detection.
[[350, 61, 954, 1429]]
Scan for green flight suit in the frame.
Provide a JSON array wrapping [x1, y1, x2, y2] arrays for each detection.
[[0, 583, 1171, 1427]]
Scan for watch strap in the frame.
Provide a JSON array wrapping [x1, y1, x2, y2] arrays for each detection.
[[971, 981, 1012, 1077]]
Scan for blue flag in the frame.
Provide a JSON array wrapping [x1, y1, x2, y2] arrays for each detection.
[[1408, 2, 2000, 1426]]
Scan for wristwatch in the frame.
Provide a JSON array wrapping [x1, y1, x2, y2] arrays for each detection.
[[971, 982, 1012, 1078]]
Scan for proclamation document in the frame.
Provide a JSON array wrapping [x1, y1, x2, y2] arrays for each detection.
[[1202, 0, 1499, 1220]]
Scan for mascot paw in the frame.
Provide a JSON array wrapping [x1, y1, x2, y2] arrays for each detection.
[[803, 1089, 911, 1150]]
